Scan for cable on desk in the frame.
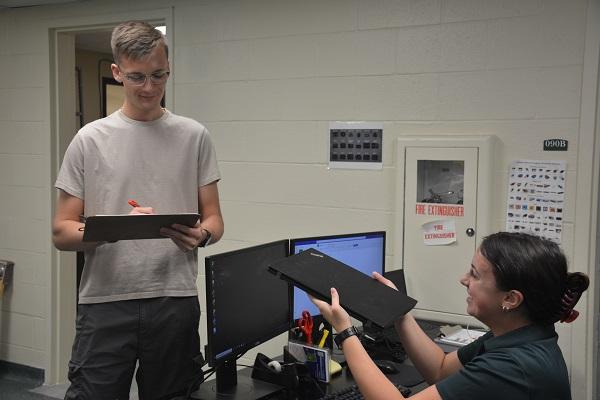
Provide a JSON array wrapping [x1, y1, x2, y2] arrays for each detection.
[[184, 351, 234, 399], [184, 367, 215, 399]]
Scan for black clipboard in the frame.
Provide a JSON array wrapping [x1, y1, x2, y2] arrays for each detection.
[[268, 248, 417, 328], [82, 213, 200, 242]]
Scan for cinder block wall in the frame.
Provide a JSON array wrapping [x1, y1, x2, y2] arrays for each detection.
[[0, 0, 596, 398]]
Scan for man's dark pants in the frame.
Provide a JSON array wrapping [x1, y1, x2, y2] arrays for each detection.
[[65, 296, 202, 400]]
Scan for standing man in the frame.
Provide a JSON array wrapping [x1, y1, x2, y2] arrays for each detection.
[[52, 21, 224, 399]]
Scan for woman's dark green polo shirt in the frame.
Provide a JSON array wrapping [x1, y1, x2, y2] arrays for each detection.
[[436, 324, 571, 400]]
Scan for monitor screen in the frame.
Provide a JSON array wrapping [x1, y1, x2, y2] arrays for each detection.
[[205, 240, 290, 366], [204, 240, 290, 369], [289, 231, 386, 320]]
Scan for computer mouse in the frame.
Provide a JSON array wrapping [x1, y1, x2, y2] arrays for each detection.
[[374, 359, 398, 374]]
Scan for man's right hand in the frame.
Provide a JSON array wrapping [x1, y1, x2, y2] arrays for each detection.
[[53, 189, 106, 251], [129, 206, 154, 215]]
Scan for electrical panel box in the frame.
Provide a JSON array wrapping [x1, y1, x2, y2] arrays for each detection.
[[395, 136, 494, 326], [330, 128, 382, 163], [329, 122, 383, 170]]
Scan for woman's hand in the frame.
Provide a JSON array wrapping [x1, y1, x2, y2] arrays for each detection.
[[309, 288, 352, 333], [372, 271, 398, 291], [372, 271, 412, 327]]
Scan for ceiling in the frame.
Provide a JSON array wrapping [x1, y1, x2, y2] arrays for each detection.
[[76, 29, 113, 54]]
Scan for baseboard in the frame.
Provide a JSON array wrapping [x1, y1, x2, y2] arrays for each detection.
[[0, 360, 44, 385]]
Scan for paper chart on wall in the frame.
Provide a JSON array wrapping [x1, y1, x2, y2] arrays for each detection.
[[506, 160, 565, 243]]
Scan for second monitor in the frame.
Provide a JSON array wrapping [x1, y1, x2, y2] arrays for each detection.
[[290, 231, 386, 320]]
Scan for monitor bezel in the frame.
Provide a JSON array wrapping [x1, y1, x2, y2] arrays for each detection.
[[204, 239, 291, 368]]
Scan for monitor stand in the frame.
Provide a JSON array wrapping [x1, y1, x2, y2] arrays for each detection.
[[191, 363, 283, 400]]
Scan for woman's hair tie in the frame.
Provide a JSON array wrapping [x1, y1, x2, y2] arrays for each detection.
[[558, 273, 589, 323]]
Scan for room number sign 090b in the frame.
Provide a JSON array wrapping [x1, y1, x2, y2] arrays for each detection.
[[543, 139, 568, 151]]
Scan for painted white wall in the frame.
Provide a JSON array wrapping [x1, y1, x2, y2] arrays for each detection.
[[0, 0, 597, 398]]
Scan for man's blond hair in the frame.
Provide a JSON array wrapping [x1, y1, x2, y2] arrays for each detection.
[[111, 21, 168, 64]]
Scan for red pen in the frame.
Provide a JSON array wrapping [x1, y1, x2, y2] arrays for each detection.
[[128, 199, 140, 208]]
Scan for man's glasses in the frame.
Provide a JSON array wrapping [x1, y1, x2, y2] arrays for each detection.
[[119, 68, 170, 86]]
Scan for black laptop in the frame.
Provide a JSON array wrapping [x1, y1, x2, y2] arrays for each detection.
[[268, 249, 417, 329]]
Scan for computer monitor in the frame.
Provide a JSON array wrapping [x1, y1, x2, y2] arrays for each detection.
[[203, 239, 290, 395], [289, 231, 386, 320]]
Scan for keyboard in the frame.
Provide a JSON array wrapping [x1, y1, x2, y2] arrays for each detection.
[[416, 319, 442, 339], [319, 382, 411, 399]]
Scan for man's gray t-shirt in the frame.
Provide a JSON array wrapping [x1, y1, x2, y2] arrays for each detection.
[[55, 110, 221, 304]]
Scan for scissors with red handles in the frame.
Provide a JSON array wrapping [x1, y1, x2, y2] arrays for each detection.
[[297, 310, 314, 345]]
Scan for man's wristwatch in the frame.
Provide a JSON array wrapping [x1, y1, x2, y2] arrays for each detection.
[[199, 228, 212, 247], [334, 326, 359, 348]]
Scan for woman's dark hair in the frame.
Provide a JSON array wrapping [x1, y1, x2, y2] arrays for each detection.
[[479, 232, 589, 324]]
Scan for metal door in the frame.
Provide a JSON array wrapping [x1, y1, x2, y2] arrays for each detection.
[[403, 147, 478, 316]]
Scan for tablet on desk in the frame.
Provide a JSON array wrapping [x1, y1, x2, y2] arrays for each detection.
[[269, 249, 417, 329], [82, 213, 200, 242]]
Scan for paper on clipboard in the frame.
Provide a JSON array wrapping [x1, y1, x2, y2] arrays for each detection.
[[82, 213, 200, 242]]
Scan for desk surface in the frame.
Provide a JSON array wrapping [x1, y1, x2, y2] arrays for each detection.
[[192, 319, 443, 400], [191, 368, 282, 400], [191, 361, 425, 400]]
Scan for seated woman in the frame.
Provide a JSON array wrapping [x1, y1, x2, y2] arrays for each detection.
[[311, 232, 588, 400]]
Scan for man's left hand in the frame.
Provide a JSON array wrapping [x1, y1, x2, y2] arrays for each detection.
[[160, 220, 207, 252]]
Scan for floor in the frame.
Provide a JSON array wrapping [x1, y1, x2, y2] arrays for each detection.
[[0, 375, 57, 400], [0, 375, 138, 400]]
